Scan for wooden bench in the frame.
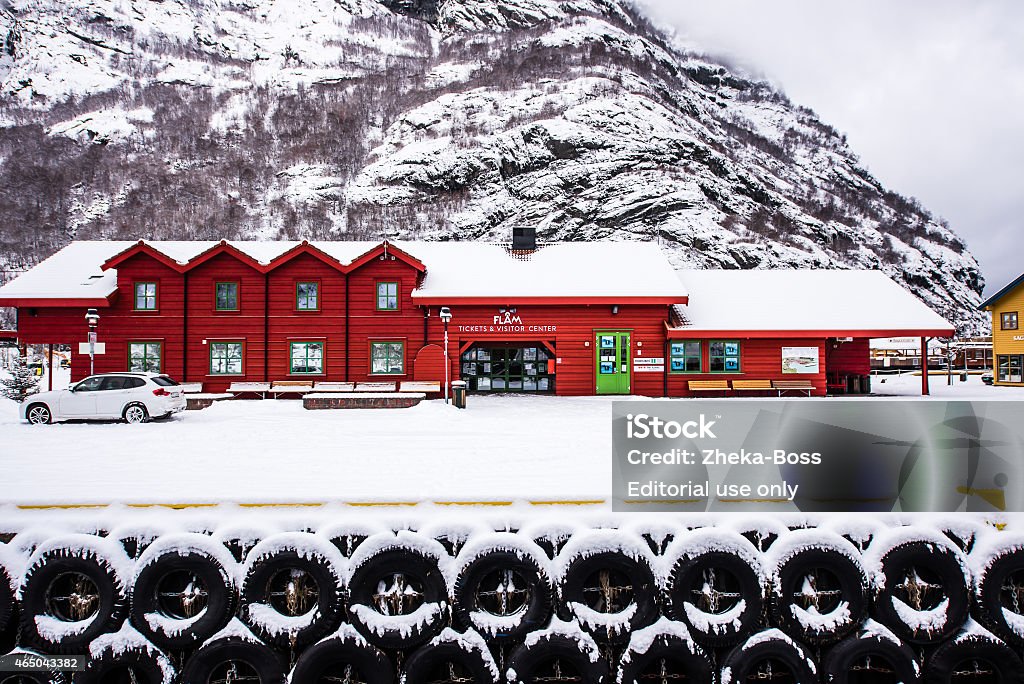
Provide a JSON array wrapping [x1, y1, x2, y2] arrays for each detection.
[[179, 382, 204, 394], [354, 382, 397, 392], [773, 380, 815, 397], [303, 392, 425, 410], [228, 382, 271, 399], [399, 381, 442, 394], [270, 380, 315, 396], [688, 380, 730, 393], [186, 393, 234, 410], [313, 382, 356, 393], [732, 379, 773, 392]]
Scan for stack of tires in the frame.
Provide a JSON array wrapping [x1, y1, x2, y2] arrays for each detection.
[[0, 522, 1023, 683]]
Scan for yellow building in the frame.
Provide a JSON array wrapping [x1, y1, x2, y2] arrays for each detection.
[[980, 273, 1024, 385]]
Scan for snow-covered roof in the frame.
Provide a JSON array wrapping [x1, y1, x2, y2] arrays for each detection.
[[105, 240, 383, 266], [671, 269, 954, 337], [408, 241, 686, 302], [0, 241, 129, 303], [0, 240, 687, 304]]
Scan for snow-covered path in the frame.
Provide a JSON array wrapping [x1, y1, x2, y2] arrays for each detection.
[[0, 394, 612, 505]]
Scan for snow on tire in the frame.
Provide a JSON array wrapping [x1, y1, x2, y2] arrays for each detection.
[[18, 535, 131, 654], [663, 529, 766, 648], [616, 617, 716, 684], [129, 533, 237, 651], [346, 531, 450, 651], [822, 516, 887, 553], [75, 623, 175, 684], [725, 517, 789, 553], [289, 625, 394, 684], [400, 628, 499, 684], [556, 531, 659, 644], [239, 533, 345, 650], [767, 529, 868, 645], [720, 628, 818, 684], [505, 618, 608, 684], [452, 534, 553, 641], [180, 632, 286, 684], [865, 528, 970, 645], [821, 620, 921, 684], [924, 622, 1023, 684], [971, 532, 1024, 647]]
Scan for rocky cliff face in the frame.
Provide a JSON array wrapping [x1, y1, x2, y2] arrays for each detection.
[[0, 0, 986, 333]]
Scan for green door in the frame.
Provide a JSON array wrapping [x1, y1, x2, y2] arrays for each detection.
[[595, 332, 631, 395]]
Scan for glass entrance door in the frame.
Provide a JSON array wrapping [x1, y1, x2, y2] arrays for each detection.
[[461, 344, 554, 392], [595, 332, 630, 395]]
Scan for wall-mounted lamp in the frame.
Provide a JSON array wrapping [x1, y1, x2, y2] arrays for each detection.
[[611, 305, 619, 315], [440, 307, 452, 404]]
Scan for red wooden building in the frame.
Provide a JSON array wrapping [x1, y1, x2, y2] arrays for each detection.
[[0, 238, 954, 396]]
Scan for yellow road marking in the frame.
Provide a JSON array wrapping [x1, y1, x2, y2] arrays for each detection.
[[622, 499, 702, 505], [14, 499, 609, 509], [529, 499, 606, 506]]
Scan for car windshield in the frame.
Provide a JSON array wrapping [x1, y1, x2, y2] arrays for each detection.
[[151, 376, 179, 387]]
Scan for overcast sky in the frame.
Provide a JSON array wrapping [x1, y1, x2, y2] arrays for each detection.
[[638, 0, 1023, 297]]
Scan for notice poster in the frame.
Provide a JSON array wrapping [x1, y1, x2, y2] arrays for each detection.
[[782, 346, 820, 374]]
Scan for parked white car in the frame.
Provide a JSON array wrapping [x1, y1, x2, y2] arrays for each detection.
[[21, 373, 187, 424]]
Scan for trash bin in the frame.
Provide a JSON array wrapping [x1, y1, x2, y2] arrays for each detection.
[[960, 372, 968, 382], [451, 380, 467, 409]]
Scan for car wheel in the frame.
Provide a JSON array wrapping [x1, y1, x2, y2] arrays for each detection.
[[26, 403, 51, 425], [123, 403, 149, 424]]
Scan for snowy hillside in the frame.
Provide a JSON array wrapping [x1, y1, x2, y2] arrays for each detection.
[[0, 0, 985, 333]]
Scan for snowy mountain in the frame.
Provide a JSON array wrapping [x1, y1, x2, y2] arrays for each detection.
[[0, 0, 985, 333]]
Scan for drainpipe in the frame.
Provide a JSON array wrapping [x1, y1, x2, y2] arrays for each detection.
[[663, 336, 670, 398], [921, 336, 930, 396], [263, 272, 270, 383], [344, 271, 350, 382], [423, 306, 429, 348], [182, 271, 189, 381]]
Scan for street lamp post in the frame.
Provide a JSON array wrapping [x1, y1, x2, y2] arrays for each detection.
[[440, 307, 452, 404], [85, 308, 100, 376]]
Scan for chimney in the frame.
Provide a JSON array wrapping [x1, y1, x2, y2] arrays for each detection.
[[511, 226, 537, 252]]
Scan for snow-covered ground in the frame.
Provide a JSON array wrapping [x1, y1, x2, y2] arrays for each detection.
[[0, 393, 610, 505], [0, 372, 1021, 507]]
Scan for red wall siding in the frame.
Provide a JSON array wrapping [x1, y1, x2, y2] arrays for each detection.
[[267, 254, 346, 382], [16, 308, 89, 346], [186, 253, 266, 392], [110, 255, 186, 384], [667, 338, 828, 397], [826, 337, 871, 375], [347, 259, 425, 383]]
